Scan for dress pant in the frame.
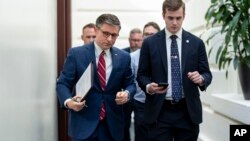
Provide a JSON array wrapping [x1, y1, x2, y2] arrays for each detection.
[[72, 119, 115, 141], [123, 100, 134, 141], [148, 99, 199, 141], [134, 100, 149, 141]]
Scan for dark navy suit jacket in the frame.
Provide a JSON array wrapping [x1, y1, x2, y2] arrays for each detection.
[[137, 29, 212, 125], [123, 47, 131, 53], [57, 43, 136, 141]]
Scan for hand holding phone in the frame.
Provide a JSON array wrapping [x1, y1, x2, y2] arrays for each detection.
[[158, 82, 169, 88]]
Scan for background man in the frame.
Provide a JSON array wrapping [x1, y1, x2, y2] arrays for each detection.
[[131, 21, 160, 141], [81, 23, 96, 44], [123, 28, 143, 53], [142, 22, 161, 38], [122, 27, 143, 141]]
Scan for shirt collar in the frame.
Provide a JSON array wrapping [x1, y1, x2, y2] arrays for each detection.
[[165, 28, 183, 40], [94, 42, 111, 57]]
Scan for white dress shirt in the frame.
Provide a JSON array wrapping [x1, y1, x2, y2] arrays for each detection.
[[94, 42, 112, 84]]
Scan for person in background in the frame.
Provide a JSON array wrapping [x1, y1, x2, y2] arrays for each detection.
[[122, 27, 143, 141], [142, 22, 161, 38], [81, 23, 96, 44], [137, 0, 212, 141], [123, 28, 143, 53], [57, 13, 136, 141], [130, 21, 160, 141]]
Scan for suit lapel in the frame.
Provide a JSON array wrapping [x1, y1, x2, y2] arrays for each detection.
[[87, 43, 101, 91], [106, 47, 118, 89], [158, 30, 168, 74], [87, 43, 96, 64], [181, 30, 190, 74]]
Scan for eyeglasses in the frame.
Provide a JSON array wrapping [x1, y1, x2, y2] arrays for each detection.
[[143, 33, 154, 37], [85, 36, 96, 39], [98, 28, 119, 39], [129, 38, 142, 42]]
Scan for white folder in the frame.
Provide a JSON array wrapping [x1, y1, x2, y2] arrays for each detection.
[[76, 62, 93, 101]]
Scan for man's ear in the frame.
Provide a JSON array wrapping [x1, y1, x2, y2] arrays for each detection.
[[81, 35, 84, 41], [162, 12, 165, 19], [94, 26, 98, 32]]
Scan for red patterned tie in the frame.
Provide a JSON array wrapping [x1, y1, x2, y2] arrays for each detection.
[[98, 51, 106, 120]]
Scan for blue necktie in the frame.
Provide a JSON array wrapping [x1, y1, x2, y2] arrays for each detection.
[[170, 35, 182, 102]]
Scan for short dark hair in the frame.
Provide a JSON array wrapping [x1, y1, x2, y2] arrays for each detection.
[[82, 23, 96, 31], [96, 13, 121, 30], [162, 0, 185, 14], [143, 22, 160, 32]]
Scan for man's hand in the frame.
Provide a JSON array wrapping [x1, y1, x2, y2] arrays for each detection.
[[148, 82, 168, 94], [66, 95, 87, 112], [187, 71, 204, 86], [115, 90, 129, 105]]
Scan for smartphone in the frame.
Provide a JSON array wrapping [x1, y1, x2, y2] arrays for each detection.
[[158, 82, 169, 88]]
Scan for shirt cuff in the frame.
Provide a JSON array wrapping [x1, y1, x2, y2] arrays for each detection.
[[146, 84, 155, 95], [124, 90, 130, 100], [64, 98, 72, 108], [199, 75, 205, 86]]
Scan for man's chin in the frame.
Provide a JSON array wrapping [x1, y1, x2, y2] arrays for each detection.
[[103, 44, 113, 49], [170, 27, 180, 34]]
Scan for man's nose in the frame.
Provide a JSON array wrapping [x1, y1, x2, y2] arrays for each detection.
[[106, 35, 112, 41]]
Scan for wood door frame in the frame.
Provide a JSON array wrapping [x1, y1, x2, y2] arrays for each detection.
[[57, 0, 71, 141]]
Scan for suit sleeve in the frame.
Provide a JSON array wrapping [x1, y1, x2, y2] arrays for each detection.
[[136, 40, 152, 93], [198, 40, 212, 91], [56, 48, 76, 108], [123, 54, 136, 100]]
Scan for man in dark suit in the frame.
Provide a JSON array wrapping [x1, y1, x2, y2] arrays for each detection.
[[57, 13, 136, 141], [137, 0, 212, 141]]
